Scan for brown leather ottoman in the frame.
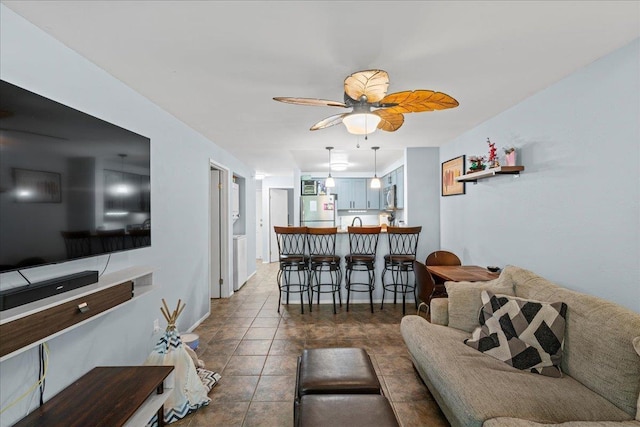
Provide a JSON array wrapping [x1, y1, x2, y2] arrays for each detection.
[[296, 348, 381, 398], [298, 394, 399, 427]]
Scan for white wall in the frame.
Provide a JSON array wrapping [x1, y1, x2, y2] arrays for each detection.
[[260, 174, 297, 262], [0, 6, 256, 425], [440, 38, 639, 313], [405, 147, 441, 263]]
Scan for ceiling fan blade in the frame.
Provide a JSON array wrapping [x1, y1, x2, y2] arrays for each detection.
[[344, 70, 389, 103], [373, 109, 404, 132], [273, 97, 347, 108], [310, 113, 348, 131], [380, 90, 459, 114]]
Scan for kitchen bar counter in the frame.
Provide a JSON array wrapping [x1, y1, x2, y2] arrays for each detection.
[[335, 228, 388, 234], [305, 227, 495, 307]]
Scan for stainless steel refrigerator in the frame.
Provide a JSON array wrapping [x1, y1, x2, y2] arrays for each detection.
[[300, 195, 336, 228]]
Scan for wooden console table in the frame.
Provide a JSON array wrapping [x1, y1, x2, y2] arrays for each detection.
[[14, 366, 174, 427]]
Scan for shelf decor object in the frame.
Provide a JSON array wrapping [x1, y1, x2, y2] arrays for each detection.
[[467, 155, 487, 172], [487, 138, 500, 168], [455, 165, 525, 183], [504, 146, 517, 166], [441, 155, 466, 196]]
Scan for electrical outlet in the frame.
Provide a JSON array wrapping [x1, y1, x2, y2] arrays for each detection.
[[153, 318, 160, 333]]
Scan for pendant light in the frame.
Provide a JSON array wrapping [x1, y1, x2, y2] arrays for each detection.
[[370, 146, 381, 189], [325, 146, 335, 188]]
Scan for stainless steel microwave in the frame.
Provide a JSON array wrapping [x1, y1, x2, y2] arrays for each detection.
[[383, 185, 396, 210], [301, 180, 318, 195]]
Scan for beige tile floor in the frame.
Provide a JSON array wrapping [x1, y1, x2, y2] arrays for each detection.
[[173, 262, 450, 427]]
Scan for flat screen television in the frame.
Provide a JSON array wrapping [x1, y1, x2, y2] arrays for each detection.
[[0, 80, 151, 273]]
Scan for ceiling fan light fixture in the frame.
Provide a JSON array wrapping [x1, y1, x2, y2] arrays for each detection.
[[331, 162, 349, 171], [342, 113, 381, 135]]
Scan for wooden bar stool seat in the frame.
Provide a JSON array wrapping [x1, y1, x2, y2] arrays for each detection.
[[274, 226, 311, 314], [345, 226, 381, 313], [381, 226, 422, 316], [307, 227, 341, 314]]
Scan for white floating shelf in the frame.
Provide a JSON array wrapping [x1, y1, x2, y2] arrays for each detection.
[[456, 166, 525, 183]]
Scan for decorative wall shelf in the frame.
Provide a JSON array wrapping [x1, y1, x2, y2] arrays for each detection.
[[0, 266, 154, 362], [455, 166, 524, 183]]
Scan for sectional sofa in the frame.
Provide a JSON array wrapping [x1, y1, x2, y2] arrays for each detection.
[[400, 265, 640, 427]]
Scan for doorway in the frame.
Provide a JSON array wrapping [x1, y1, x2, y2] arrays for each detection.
[[256, 188, 263, 261], [209, 162, 231, 298], [269, 188, 288, 263]]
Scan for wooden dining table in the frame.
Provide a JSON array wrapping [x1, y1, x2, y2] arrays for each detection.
[[427, 265, 500, 283]]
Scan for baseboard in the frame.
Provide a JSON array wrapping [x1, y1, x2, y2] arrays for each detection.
[[187, 311, 210, 333]]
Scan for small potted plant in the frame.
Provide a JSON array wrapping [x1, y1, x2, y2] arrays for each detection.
[[503, 146, 516, 166], [468, 155, 487, 172]]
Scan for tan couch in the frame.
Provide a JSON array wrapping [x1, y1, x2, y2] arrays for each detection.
[[400, 265, 640, 427]]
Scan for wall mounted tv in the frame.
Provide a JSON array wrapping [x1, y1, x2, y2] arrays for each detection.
[[0, 80, 151, 273]]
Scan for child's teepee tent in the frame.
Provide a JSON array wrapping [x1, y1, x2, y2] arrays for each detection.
[[144, 299, 213, 424]]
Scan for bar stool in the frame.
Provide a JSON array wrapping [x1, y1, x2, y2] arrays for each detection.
[[307, 227, 342, 314], [345, 226, 381, 313], [274, 226, 310, 314], [381, 226, 422, 316]]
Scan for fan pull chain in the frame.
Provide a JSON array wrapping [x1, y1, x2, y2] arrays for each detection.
[[364, 114, 368, 140]]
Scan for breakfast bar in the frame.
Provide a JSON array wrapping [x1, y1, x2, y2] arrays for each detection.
[[306, 229, 501, 307]]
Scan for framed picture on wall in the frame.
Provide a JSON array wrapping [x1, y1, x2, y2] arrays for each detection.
[[13, 168, 62, 203], [441, 155, 465, 196]]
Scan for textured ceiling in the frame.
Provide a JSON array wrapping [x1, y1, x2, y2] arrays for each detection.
[[3, 1, 639, 177]]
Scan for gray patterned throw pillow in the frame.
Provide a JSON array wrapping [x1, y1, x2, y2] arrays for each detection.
[[464, 290, 567, 377]]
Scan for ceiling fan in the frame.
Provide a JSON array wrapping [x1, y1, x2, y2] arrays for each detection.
[[273, 69, 459, 135]]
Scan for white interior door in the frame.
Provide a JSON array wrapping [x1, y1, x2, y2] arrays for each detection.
[[256, 189, 263, 260], [209, 162, 231, 299], [210, 169, 222, 298], [269, 188, 288, 263]]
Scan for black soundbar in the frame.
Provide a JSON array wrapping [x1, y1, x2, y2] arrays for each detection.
[[0, 270, 99, 311]]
